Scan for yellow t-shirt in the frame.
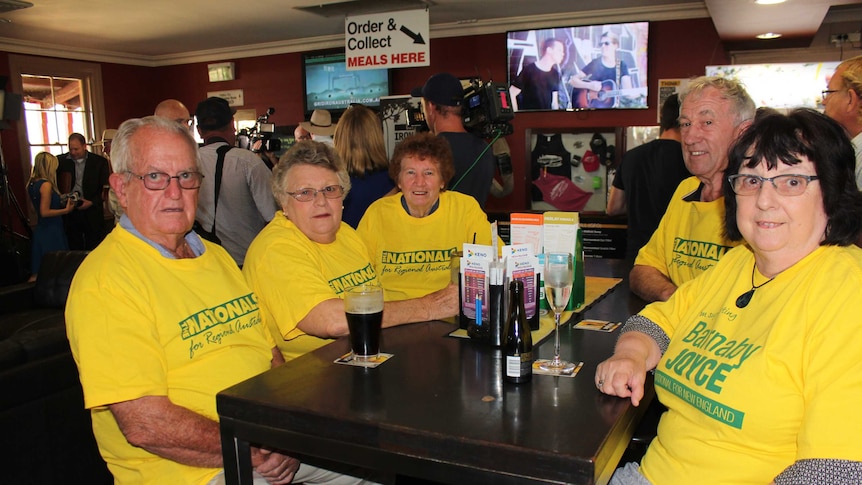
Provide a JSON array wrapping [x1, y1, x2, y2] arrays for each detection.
[[66, 226, 275, 485], [639, 244, 862, 484], [243, 212, 378, 361], [357, 191, 491, 301], [635, 176, 739, 286]]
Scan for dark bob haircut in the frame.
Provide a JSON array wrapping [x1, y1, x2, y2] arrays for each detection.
[[389, 131, 455, 188], [723, 108, 862, 245]]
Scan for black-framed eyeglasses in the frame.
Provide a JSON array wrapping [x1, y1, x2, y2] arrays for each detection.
[[287, 185, 345, 202], [126, 171, 204, 190], [727, 174, 819, 197], [821, 89, 841, 100]]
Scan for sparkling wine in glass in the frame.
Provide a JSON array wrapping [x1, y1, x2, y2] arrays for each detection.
[[541, 252, 576, 373]]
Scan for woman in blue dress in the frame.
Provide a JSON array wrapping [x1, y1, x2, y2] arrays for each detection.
[[27, 152, 74, 281], [333, 104, 396, 228]]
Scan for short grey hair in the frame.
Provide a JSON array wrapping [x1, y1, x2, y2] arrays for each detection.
[[679, 76, 756, 128], [111, 115, 201, 174], [272, 140, 351, 206]]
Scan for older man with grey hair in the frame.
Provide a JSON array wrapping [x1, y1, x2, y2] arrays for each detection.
[[822, 55, 862, 189], [66, 116, 381, 485], [630, 76, 756, 302]]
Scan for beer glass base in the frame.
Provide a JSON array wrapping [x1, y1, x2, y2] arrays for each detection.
[[352, 352, 379, 362]]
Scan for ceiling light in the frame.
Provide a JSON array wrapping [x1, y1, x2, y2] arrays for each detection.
[[756, 32, 782, 39], [755, 0, 786, 4]]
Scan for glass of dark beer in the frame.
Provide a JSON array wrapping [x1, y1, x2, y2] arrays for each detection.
[[344, 283, 384, 362]]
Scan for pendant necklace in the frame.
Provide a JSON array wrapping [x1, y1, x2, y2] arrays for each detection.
[[735, 263, 776, 308]]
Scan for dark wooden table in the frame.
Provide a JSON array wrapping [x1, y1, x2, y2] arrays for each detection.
[[218, 259, 651, 485]]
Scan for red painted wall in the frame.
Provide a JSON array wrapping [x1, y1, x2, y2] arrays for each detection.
[[2, 17, 727, 232], [101, 63, 154, 127]]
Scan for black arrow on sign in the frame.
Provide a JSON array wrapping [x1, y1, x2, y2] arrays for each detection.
[[400, 25, 425, 44]]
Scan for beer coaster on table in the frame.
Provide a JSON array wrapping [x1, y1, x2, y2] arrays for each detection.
[[448, 328, 470, 339], [574, 319, 622, 333], [532, 360, 584, 378], [334, 352, 393, 368]]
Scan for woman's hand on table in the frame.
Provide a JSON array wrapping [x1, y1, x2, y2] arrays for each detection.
[[596, 353, 648, 406], [595, 331, 660, 406]]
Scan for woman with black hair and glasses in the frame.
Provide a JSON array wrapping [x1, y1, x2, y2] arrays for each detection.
[[597, 108, 862, 485], [243, 140, 458, 361]]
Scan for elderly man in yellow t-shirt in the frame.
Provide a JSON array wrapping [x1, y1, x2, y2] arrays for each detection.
[[630, 76, 755, 302], [66, 116, 378, 485]]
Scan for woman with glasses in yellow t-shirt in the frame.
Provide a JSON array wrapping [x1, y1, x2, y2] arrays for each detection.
[[598, 109, 862, 485]]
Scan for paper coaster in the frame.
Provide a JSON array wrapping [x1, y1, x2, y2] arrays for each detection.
[[334, 352, 394, 368], [532, 359, 584, 378]]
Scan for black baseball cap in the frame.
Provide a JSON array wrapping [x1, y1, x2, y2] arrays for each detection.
[[195, 97, 236, 130], [410, 73, 463, 107]]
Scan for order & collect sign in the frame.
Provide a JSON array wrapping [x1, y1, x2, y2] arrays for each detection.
[[345, 9, 430, 71]]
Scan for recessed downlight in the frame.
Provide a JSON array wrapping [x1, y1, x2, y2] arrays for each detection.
[[756, 32, 782, 39]]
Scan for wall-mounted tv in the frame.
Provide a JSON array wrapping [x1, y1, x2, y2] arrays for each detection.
[[302, 50, 391, 114], [507, 21, 649, 112]]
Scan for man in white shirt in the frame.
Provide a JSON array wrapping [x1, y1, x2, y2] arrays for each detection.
[[194, 97, 278, 266], [822, 55, 862, 190]]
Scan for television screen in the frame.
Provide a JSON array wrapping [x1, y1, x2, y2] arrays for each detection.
[[303, 51, 391, 114], [507, 21, 649, 112]]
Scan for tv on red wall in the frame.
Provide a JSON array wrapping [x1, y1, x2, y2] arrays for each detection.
[[507, 21, 649, 112], [302, 50, 391, 114]]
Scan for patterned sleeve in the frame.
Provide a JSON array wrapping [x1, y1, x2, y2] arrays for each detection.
[[775, 459, 862, 485], [619, 314, 670, 354]]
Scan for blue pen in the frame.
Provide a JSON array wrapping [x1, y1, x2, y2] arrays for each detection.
[[475, 293, 483, 326]]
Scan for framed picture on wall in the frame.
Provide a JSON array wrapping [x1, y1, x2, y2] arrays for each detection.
[[526, 128, 622, 213]]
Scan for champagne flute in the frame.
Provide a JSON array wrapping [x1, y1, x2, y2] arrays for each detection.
[[541, 252, 576, 373]]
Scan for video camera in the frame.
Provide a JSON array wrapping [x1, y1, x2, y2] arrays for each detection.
[[402, 77, 515, 139], [461, 79, 515, 139], [237, 107, 282, 153]]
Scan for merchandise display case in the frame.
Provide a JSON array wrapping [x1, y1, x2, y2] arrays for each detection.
[[525, 128, 622, 213]]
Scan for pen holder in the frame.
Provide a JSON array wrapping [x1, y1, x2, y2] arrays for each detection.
[[459, 256, 491, 340]]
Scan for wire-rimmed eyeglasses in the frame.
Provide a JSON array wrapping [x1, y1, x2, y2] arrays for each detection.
[[727, 174, 819, 197], [126, 171, 204, 190], [286, 185, 345, 202]]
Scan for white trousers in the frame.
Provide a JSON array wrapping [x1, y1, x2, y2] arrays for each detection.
[[208, 463, 386, 485]]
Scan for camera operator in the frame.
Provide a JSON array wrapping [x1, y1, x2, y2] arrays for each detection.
[[194, 97, 278, 267], [247, 108, 282, 170], [411, 73, 494, 210]]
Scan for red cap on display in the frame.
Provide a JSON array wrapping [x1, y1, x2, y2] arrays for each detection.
[[582, 150, 600, 173]]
